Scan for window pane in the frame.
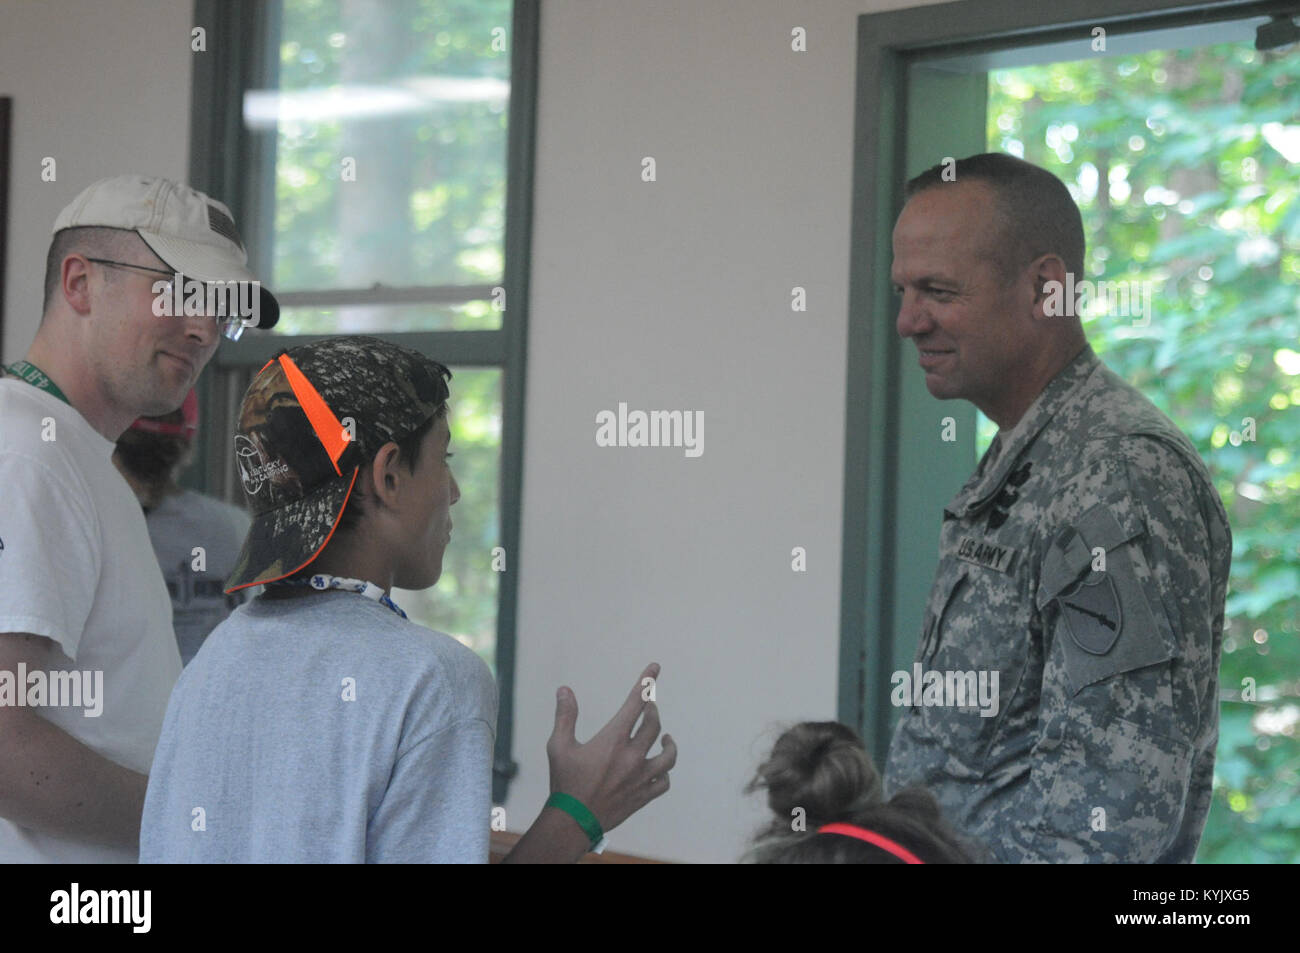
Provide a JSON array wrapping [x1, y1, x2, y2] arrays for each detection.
[[273, 301, 501, 335], [392, 366, 502, 671], [249, 0, 512, 312]]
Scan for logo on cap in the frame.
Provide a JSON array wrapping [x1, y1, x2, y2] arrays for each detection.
[[234, 434, 289, 496], [207, 204, 245, 250]]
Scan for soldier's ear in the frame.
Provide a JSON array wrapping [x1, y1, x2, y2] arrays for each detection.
[[1030, 254, 1070, 323]]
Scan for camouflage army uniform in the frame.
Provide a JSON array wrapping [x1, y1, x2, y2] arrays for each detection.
[[884, 344, 1231, 863]]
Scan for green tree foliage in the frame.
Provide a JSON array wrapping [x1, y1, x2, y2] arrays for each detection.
[[271, 0, 510, 319], [989, 43, 1300, 862]]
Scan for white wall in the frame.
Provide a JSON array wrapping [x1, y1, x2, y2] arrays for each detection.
[[508, 0, 948, 862], [0, 0, 194, 362]]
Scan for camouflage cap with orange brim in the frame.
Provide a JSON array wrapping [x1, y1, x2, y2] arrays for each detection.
[[224, 336, 451, 592]]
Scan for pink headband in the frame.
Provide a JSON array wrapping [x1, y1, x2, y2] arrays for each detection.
[[817, 823, 925, 864], [130, 388, 199, 439]]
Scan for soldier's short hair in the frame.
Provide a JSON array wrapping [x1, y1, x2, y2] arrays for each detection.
[[905, 153, 1086, 286]]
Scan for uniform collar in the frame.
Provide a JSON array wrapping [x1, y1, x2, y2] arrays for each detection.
[[945, 343, 1100, 520]]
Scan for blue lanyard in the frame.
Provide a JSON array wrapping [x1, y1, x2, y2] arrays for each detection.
[[267, 573, 408, 620]]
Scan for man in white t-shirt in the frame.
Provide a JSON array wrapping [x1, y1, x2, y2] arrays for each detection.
[[0, 175, 279, 862]]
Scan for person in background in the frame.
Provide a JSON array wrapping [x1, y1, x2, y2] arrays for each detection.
[[113, 388, 253, 665], [745, 721, 980, 863]]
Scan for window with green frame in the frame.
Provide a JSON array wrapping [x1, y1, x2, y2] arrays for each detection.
[[188, 0, 538, 801]]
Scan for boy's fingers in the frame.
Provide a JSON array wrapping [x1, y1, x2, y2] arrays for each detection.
[[549, 686, 578, 748], [644, 733, 677, 779], [611, 663, 660, 733], [631, 701, 661, 755], [646, 773, 671, 802]]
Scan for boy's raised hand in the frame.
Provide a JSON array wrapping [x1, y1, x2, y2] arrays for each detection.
[[502, 663, 676, 863], [546, 662, 677, 833]]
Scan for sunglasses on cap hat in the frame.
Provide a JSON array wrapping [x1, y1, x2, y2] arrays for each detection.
[[86, 257, 263, 341]]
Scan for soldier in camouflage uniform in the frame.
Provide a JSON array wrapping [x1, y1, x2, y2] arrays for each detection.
[[883, 154, 1231, 863]]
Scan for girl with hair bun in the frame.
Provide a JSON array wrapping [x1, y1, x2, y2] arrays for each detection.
[[744, 721, 983, 863]]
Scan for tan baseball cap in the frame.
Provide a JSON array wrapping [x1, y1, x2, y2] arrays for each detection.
[[53, 174, 279, 330]]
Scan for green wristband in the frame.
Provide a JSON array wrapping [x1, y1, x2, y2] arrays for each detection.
[[545, 792, 605, 850]]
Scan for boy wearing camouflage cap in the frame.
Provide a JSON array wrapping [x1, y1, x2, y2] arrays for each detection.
[[140, 336, 675, 862]]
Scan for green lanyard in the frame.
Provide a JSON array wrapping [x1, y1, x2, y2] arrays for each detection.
[[4, 360, 71, 406]]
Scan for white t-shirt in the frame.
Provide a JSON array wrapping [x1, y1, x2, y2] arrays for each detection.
[[0, 378, 181, 863]]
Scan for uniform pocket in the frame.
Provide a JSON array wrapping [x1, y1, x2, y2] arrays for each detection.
[[1033, 709, 1191, 862], [920, 569, 968, 664], [914, 566, 1026, 772]]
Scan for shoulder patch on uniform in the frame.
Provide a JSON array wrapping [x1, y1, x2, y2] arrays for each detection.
[[1057, 571, 1122, 654], [1041, 502, 1179, 693]]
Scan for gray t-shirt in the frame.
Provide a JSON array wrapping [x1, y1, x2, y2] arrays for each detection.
[[140, 590, 497, 863], [144, 489, 252, 665]]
